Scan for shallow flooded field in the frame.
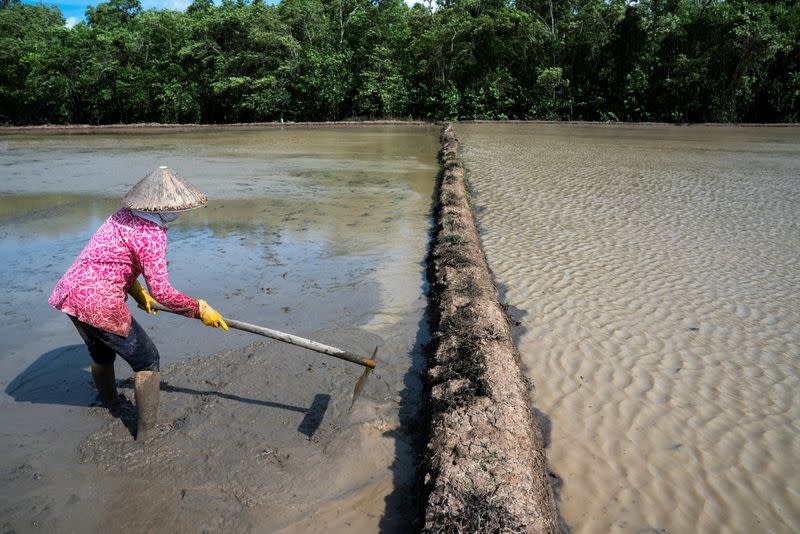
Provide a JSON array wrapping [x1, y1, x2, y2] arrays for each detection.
[[457, 123, 800, 533], [0, 125, 438, 532]]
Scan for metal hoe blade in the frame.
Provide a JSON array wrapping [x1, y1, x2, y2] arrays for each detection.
[[350, 346, 378, 410]]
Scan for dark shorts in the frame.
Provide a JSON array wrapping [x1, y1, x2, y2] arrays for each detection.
[[69, 315, 160, 372]]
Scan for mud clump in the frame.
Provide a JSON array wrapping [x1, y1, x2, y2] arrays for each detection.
[[422, 125, 562, 533]]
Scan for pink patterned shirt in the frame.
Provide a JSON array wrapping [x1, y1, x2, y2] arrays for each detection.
[[49, 208, 199, 336]]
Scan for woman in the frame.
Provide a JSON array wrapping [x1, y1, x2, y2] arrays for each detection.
[[49, 166, 227, 442]]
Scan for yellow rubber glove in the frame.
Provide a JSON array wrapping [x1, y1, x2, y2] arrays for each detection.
[[129, 280, 158, 315], [198, 299, 228, 330]]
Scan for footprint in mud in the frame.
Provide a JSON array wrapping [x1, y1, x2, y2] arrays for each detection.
[[3, 462, 40, 482]]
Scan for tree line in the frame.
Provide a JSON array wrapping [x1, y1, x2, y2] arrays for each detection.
[[1, 0, 797, 125]]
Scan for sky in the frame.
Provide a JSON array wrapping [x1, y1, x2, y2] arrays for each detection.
[[26, 0, 423, 28], [34, 0, 214, 27]]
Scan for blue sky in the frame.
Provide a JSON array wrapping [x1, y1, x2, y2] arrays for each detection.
[[29, 0, 197, 26], [28, 0, 421, 28]]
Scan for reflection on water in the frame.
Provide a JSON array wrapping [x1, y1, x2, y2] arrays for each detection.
[[458, 123, 800, 534], [0, 127, 434, 199], [2, 188, 415, 255]]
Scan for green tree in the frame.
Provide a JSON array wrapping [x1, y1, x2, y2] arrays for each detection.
[[1, 0, 797, 124], [0, 2, 70, 124]]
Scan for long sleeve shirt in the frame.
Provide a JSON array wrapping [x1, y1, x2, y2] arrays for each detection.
[[49, 208, 199, 336]]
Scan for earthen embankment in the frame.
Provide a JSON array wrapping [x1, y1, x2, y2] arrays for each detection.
[[422, 124, 561, 532]]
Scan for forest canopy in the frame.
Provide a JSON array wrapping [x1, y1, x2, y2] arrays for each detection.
[[1, 0, 797, 124]]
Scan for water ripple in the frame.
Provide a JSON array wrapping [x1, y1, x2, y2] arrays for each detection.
[[458, 123, 800, 534]]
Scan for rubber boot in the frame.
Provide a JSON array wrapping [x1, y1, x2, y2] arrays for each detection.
[[91, 362, 118, 407], [134, 371, 160, 443]]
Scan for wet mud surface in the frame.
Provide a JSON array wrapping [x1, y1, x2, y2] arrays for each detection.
[[0, 125, 438, 532], [74, 331, 395, 533], [2, 329, 420, 533]]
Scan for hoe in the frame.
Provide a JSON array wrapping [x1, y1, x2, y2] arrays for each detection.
[[150, 302, 377, 408]]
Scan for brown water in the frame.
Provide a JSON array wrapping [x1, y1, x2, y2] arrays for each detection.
[[0, 125, 438, 532], [457, 123, 800, 533]]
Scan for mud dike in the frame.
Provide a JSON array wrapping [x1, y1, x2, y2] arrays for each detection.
[[422, 125, 561, 533]]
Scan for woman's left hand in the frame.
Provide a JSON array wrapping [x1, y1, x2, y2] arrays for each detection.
[[129, 280, 158, 315]]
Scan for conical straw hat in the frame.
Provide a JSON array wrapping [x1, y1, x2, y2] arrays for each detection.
[[122, 166, 208, 212]]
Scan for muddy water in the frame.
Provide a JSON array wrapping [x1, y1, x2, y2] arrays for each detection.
[[457, 123, 800, 534], [0, 125, 438, 532]]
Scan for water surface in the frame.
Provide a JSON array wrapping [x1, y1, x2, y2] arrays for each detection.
[[0, 125, 438, 531], [458, 123, 799, 534]]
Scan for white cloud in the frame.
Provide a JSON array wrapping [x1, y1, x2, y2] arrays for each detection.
[[141, 0, 191, 10], [65, 16, 80, 28], [404, 0, 435, 9]]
